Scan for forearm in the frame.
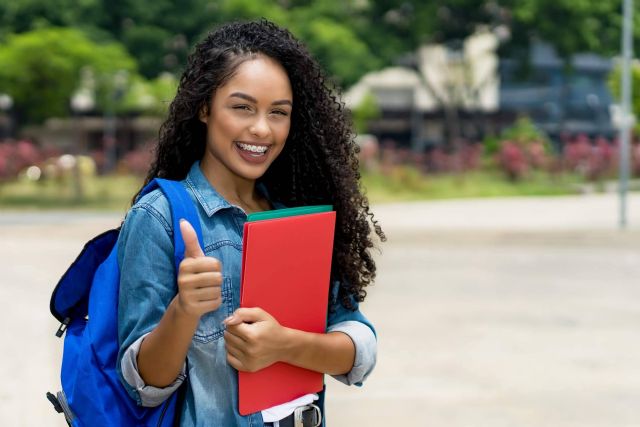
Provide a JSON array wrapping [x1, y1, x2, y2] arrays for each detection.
[[137, 297, 199, 387], [281, 329, 355, 376]]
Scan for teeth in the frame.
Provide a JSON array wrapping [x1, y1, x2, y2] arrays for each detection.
[[237, 143, 268, 154]]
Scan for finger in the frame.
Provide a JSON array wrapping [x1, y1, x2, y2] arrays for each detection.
[[223, 307, 266, 326], [224, 329, 248, 346], [179, 258, 222, 275], [186, 287, 221, 302], [177, 271, 222, 290], [224, 339, 244, 359], [223, 315, 243, 326], [197, 299, 222, 314], [226, 352, 246, 371], [176, 294, 221, 314], [224, 322, 253, 340], [180, 219, 204, 258]]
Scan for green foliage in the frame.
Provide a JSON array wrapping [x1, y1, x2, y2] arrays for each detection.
[[361, 167, 580, 202], [507, 0, 622, 59], [290, 16, 381, 87], [351, 92, 381, 134], [609, 63, 640, 133], [119, 72, 178, 115], [482, 116, 551, 157], [0, 27, 137, 123], [0, 0, 634, 127], [121, 25, 174, 78], [0, 0, 104, 36], [499, 116, 550, 147], [211, 0, 382, 87], [0, 172, 143, 211], [0, 167, 583, 210], [482, 135, 501, 157], [216, 0, 289, 25]]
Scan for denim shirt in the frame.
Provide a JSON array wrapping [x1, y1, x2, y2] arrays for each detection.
[[116, 162, 377, 426]]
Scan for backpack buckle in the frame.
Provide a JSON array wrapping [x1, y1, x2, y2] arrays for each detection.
[[46, 391, 64, 413], [55, 317, 70, 338], [47, 390, 76, 425]]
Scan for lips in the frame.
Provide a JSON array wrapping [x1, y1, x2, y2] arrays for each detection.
[[234, 141, 272, 164]]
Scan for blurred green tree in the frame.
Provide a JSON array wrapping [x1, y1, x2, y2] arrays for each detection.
[[506, 0, 622, 60], [351, 91, 381, 134], [0, 0, 632, 104], [0, 27, 137, 124]]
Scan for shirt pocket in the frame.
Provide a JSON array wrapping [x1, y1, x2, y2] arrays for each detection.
[[193, 276, 233, 343]]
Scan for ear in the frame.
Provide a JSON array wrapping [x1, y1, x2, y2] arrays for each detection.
[[198, 103, 209, 124]]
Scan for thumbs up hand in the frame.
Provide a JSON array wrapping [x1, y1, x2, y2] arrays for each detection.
[[174, 219, 223, 319]]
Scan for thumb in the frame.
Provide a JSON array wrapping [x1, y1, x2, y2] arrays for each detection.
[[224, 307, 267, 326], [180, 219, 204, 258]]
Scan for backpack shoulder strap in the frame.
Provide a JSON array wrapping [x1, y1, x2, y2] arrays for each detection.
[[139, 178, 204, 271]]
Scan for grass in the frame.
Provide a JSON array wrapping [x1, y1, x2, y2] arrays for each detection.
[[360, 167, 584, 203], [0, 174, 144, 211], [0, 167, 587, 211]]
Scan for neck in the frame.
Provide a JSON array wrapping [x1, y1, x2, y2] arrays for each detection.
[[199, 155, 261, 211]]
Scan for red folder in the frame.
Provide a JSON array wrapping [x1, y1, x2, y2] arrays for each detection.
[[238, 211, 336, 415]]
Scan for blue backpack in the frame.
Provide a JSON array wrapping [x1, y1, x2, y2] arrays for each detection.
[[47, 178, 203, 427]]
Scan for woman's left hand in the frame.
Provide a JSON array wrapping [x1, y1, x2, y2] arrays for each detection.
[[223, 307, 289, 372]]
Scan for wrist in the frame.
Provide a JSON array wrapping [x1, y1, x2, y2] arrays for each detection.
[[279, 327, 307, 365], [169, 296, 200, 329]]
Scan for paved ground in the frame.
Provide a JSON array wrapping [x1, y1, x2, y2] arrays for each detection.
[[1, 192, 640, 426]]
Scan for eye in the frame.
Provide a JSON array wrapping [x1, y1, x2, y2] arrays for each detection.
[[271, 109, 289, 117], [232, 104, 252, 112]]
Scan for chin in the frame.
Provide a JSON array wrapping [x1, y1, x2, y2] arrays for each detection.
[[233, 164, 271, 181]]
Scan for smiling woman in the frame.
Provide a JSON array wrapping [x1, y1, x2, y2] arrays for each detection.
[[197, 56, 292, 192], [117, 19, 385, 427]]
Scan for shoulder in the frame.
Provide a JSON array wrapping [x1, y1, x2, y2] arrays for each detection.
[[116, 191, 172, 259], [117, 190, 176, 269], [127, 188, 173, 236]]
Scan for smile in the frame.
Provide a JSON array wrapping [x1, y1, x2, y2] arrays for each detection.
[[236, 142, 269, 155]]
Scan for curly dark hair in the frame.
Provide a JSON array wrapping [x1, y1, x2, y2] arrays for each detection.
[[133, 19, 385, 310]]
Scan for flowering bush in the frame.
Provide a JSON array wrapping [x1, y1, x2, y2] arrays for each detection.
[[490, 117, 553, 180], [633, 142, 640, 176], [425, 143, 483, 173], [118, 141, 154, 176], [0, 139, 43, 180], [497, 141, 528, 181], [561, 134, 621, 181]]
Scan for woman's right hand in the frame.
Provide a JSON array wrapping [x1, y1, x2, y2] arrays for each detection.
[[174, 219, 223, 319]]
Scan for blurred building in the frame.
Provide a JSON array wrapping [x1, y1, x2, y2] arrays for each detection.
[[500, 42, 615, 143], [345, 34, 615, 151], [21, 115, 160, 156]]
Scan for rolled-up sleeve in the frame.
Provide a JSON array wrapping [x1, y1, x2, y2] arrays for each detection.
[[120, 333, 187, 407], [326, 282, 378, 386], [328, 320, 377, 386]]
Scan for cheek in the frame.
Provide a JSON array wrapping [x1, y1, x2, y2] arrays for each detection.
[[276, 121, 291, 143], [209, 114, 241, 140]]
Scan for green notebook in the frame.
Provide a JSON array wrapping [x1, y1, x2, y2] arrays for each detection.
[[247, 205, 333, 222]]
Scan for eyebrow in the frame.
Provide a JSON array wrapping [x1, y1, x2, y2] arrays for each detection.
[[229, 92, 292, 107]]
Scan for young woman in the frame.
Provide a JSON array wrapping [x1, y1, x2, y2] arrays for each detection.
[[117, 19, 385, 426]]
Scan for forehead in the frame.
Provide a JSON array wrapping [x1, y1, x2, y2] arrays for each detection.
[[216, 56, 292, 100]]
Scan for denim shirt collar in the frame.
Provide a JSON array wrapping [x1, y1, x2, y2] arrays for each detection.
[[184, 161, 282, 217]]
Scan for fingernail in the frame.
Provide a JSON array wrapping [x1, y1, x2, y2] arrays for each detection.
[[223, 316, 234, 324], [180, 218, 186, 223]]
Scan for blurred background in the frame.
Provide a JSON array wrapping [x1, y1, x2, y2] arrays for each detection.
[[2, 0, 640, 204], [1, 1, 640, 426]]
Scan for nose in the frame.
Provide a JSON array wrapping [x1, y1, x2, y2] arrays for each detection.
[[249, 115, 271, 139]]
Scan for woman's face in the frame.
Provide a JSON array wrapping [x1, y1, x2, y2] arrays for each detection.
[[199, 55, 293, 183]]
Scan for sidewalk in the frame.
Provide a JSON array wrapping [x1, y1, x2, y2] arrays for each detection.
[[372, 192, 640, 233], [2, 193, 640, 426]]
